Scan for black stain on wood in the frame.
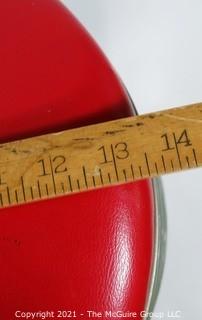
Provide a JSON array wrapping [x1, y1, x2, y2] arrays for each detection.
[[122, 124, 134, 128], [105, 129, 125, 135], [73, 137, 95, 141]]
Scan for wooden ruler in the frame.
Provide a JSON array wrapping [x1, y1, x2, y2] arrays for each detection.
[[0, 102, 202, 209]]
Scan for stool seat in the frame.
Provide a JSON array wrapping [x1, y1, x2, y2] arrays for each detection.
[[0, 1, 155, 318]]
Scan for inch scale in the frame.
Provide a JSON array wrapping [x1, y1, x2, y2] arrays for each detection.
[[0, 102, 202, 209]]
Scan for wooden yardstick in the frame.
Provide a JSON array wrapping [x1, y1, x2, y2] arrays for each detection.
[[0, 102, 202, 209]]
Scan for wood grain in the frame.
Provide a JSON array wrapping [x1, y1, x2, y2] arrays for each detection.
[[0, 102, 202, 208]]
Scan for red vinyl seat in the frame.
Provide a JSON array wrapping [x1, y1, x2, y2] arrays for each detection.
[[0, 1, 154, 318]]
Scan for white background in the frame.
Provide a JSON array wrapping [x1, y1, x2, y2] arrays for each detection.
[[61, 1, 202, 318]]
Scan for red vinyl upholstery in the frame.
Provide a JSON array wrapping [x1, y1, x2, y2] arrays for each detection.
[[0, 1, 154, 318]]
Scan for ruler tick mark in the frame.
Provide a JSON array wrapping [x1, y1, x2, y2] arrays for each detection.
[[161, 155, 166, 172], [92, 176, 96, 187], [130, 164, 135, 180], [111, 144, 119, 182], [15, 190, 19, 203], [82, 166, 88, 189], [192, 148, 198, 167], [49, 156, 56, 194], [139, 166, 143, 178], [45, 183, 49, 195], [99, 169, 104, 185], [170, 160, 174, 171], [30, 186, 34, 199], [0, 193, 3, 206], [77, 179, 80, 190], [21, 176, 26, 201], [37, 180, 42, 198], [7, 187, 11, 204], [123, 169, 127, 181], [173, 133, 182, 169], [68, 175, 73, 192], [144, 153, 151, 176], [186, 156, 190, 168], [155, 162, 159, 175], [60, 182, 64, 193], [108, 173, 111, 184]]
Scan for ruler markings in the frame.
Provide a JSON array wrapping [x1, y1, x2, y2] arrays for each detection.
[[7, 187, 11, 204], [15, 190, 19, 203], [139, 166, 143, 178], [186, 156, 190, 168], [170, 160, 174, 172], [123, 169, 127, 182], [92, 176, 96, 187], [161, 155, 167, 173], [82, 166, 88, 189], [0, 193, 3, 206], [30, 186, 34, 200], [144, 152, 151, 176], [21, 176, 26, 202], [77, 179, 80, 191], [173, 133, 182, 169], [49, 156, 56, 194], [37, 180, 42, 198], [99, 168, 104, 185], [192, 148, 198, 167], [108, 173, 111, 184], [60, 182, 64, 193], [110, 144, 119, 182], [130, 164, 135, 180], [45, 183, 49, 195], [0, 102, 201, 208], [68, 175, 73, 192], [155, 162, 159, 175]]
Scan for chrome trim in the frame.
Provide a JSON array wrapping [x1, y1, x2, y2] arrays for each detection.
[[144, 178, 167, 318]]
